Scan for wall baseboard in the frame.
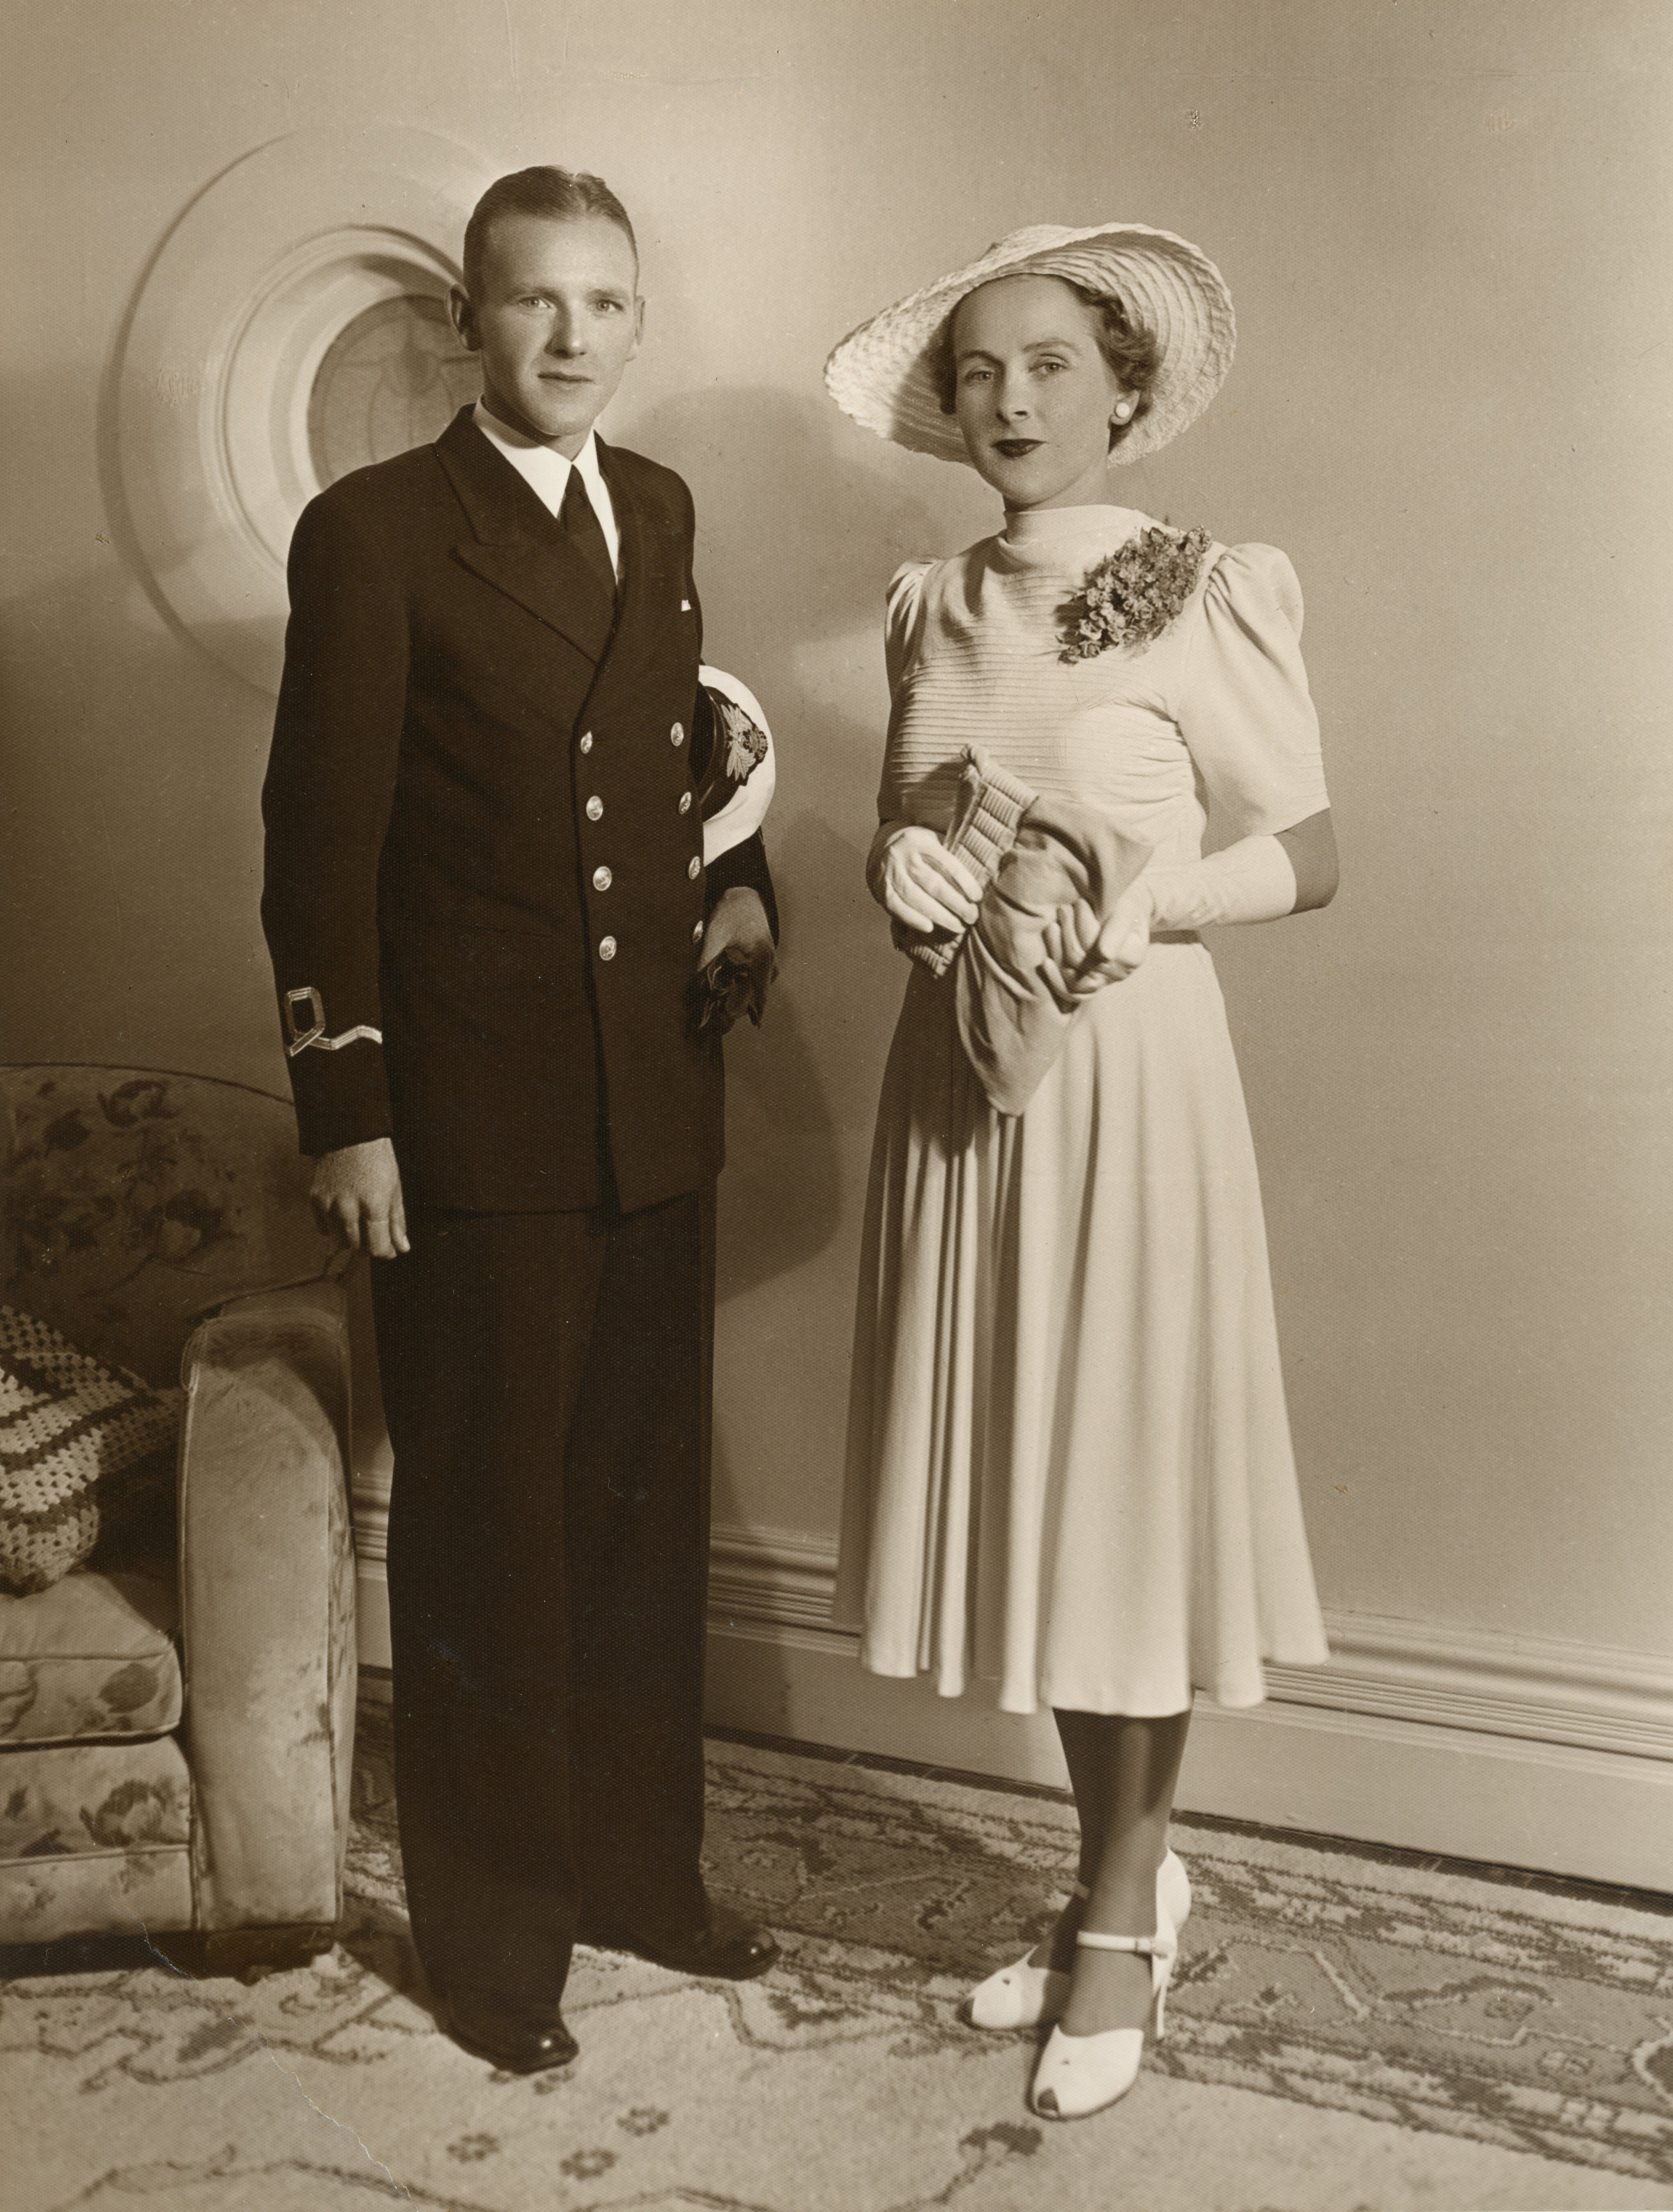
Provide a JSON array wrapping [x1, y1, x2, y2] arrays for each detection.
[[354, 1490, 391, 1674], [354, 1506, 1673, 1892], [703, 1524, 1673, 1893], [704, 1523, 1673, 1761]]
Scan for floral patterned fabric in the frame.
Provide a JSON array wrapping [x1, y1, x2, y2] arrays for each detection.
[[0, 1566, 181, 1746], [0, 1733, 191, 1861], [3, 1066, 336, 1389], [0, 1834, 194, 1943], [178, 1285, 356, 1931], [0, 1065, 354, 1950], [0, 1731, 194, 1942]]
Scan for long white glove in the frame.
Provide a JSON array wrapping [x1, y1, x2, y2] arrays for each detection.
[[1049, 832, 1299, 1003], [1136, 832, 1298, 934]]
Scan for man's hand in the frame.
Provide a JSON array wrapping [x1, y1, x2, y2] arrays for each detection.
[[310, 1137, 410, 1258], [698, 886, 777, 1032]]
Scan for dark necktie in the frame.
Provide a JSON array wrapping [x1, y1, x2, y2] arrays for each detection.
[[559, 467, 617, 605]]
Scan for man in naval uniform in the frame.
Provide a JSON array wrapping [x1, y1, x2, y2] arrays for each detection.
[[261, 166, 779, 2074]]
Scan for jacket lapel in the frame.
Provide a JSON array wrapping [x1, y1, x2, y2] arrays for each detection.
[[594, 436, 678, 683], [435, 408, 615, 665]]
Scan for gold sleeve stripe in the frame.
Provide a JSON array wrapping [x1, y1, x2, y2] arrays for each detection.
[[283, 987, 382, 1058]]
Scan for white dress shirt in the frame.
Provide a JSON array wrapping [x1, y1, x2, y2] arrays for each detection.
[[471, 400, 621, 579]]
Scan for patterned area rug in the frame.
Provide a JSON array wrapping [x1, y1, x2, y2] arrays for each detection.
[[4, 1710, 1673, 2212], [696, 1738, 1673, 2181]]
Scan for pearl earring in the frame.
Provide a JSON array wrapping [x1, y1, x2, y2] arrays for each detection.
[[1113, 400, 1134, 422]]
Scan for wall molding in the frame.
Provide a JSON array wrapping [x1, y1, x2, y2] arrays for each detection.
[[117, 125, 491, 694], [708, 1526, 841, 1637], [698, 1523, 1673, 1891], [352, 1486, 390, 1673], [701, 1618, 1673, 1895], [701, 1520, 1673, 1769], [357, 1506, 1673, 1768], [353, 1504, 1673, 1886]]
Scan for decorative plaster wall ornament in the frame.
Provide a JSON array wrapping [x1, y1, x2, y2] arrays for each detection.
[[117, 127, 496, 694]]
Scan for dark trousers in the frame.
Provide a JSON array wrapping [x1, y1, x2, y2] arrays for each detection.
[[371, 1185, 715, 2006]]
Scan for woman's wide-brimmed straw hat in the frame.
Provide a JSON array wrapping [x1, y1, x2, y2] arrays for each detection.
[[823, 222, 1236, 468]]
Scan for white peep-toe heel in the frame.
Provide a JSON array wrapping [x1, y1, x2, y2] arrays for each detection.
[[966, 1881, 1088, 2031], [1028, 1897, 1178, 2120], [1158, 1846, 1191, 1935], [968, 1851, 1190, 2034]]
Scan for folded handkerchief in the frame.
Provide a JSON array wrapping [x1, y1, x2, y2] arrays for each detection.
[[955, 794, 1155, 1117]]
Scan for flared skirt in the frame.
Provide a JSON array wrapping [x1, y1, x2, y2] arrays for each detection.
[[835, 943, 1328, 1715]]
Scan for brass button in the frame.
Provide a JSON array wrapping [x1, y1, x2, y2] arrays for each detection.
[[598, 935, 618, 961], [687, 855, 702, 881], [670, 721, 685, 747], [692, 920, 705, 944], [585, 795, 603, 822], [678, 791, 692, 815], [592, 866, 613, 892], [578, 731, 594, 755]]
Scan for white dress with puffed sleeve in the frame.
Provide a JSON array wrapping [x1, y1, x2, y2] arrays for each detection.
[[835, 502, 1332, 1716]]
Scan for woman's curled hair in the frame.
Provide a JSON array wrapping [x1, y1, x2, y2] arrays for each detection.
[[935, 281, 1163, 449]]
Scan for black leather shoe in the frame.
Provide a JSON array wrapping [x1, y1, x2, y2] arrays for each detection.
[[579, 1903, 778, 1981], [436, 1986, 579, 2074]]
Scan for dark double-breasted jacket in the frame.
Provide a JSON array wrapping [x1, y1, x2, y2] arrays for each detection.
[[261, 406, 773, 1216]]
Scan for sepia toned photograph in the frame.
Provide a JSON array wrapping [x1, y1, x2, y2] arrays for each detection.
[[2, 4, 1669, 2207]]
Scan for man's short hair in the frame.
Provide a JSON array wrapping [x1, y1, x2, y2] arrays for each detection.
[[461, 167, 638, 296]]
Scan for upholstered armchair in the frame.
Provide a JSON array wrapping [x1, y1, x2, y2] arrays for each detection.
[[0, 1064, 356, 1976]]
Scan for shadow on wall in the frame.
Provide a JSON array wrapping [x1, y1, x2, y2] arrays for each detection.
[[628, 382, 959, 646], [0, 545, 281, 1089], [629, 386, 965, 1310], [710, 886, 842, 1311]]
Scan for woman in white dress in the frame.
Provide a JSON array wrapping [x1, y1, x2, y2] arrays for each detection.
[[825, 225, 1338, 2120]]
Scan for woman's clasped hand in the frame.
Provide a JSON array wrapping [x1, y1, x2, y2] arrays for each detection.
[[868, 822, 984, 936], [1038, 885, 1154, 1007], [872, 821, 1158, 1008]]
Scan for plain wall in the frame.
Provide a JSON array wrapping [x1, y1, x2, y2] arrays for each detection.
[[3, 0, 1670, 1672]]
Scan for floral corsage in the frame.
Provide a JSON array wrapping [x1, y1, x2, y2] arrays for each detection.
[[1060, 524, 1212, 663]]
